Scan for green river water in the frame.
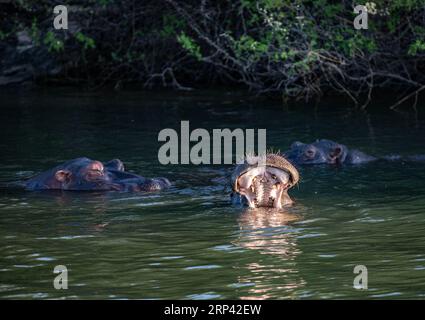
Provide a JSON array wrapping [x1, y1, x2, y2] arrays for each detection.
[[0, 90, 424, 299]]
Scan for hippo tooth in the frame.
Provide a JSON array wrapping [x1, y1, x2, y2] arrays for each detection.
[[273, 186, 284, 209]]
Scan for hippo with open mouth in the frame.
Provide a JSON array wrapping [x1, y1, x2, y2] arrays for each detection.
[[231, 153, 300, 208], [23, 157, 171, 192]]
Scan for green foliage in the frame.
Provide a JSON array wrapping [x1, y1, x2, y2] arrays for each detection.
[[388, 0, 424, 10], [1, 0, 423, 96], [322, 3, 343, 17], [30, 18, 40, 45], [234, 35, 269, 61], [386, 14, 400, 33], [111, 52, 122, 62], [160, 14, 184, 38], [177, 32, 202, 61], [0, 30, 11, 41], [111, 50, 144, 63], [333, 31, 377, 57], [43, 31, 64, 52], [75, 32, 96, 50], [408, 39, 425, 56]]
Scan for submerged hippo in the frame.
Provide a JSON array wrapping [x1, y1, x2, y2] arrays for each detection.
[[231, 153, 299, 208], [283, 139, 378, 165], [24, 157, 170, 192], [283, 139, 425, 165]]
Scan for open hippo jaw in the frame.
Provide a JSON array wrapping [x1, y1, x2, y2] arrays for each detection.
[[236, 166, 290, 208], [232, 154, 299, 209]]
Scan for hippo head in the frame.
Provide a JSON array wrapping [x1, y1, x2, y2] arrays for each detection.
[[25, 158, 118, 191], [25, 157, 171, 192], [231, 153, 299, 208], [284, 139, 348, 165]]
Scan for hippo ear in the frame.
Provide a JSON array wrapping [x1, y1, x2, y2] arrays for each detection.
[[291, 141, 305, 149], [55, 170, 71, 182], [105, 159, 125, 172]]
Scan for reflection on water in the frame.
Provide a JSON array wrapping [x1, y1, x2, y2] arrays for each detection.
[[237, 208, 301, 256], [235, 208, 306, 299], [0, 89, 425, 299]]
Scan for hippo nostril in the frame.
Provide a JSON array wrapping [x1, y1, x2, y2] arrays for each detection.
[[305, 149, 316, 159], [142, 178, 172, 191], [331, 147, 342, 158]]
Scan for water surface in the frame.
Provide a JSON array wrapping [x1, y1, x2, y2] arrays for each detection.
[[0, 90, 425, 299]]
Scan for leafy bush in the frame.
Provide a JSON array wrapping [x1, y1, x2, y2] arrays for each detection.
[[0, 0, 424, 106]]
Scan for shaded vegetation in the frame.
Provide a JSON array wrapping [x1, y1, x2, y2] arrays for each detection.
[[0, 0, 424, 107]]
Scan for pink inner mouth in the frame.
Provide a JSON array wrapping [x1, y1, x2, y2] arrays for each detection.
[[236, 167, 290, 209]]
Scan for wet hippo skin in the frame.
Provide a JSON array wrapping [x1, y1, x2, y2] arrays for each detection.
[[25, 157, 171, 192], [283, 139, 377, 165], [282, 139, 425, 165]]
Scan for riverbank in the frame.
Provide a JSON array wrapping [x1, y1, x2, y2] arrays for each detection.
[[1, 1, 424, 108]]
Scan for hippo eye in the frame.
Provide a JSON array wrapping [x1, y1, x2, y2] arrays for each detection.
[[305, 149, 315, 158], [271, 174, 277, 180]]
